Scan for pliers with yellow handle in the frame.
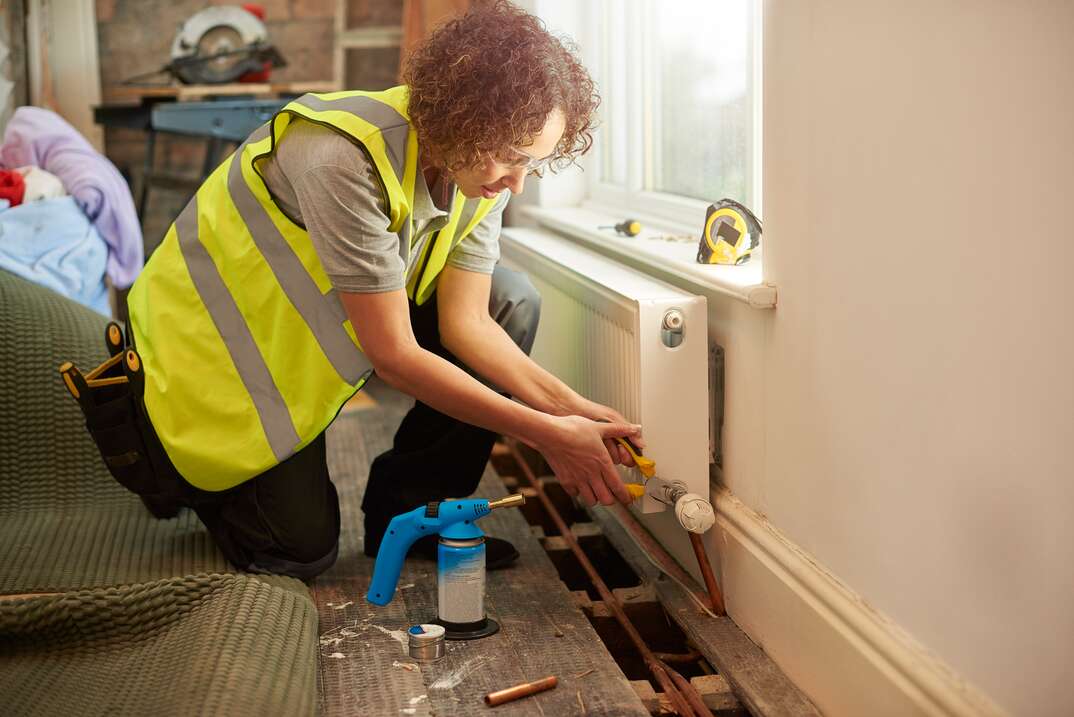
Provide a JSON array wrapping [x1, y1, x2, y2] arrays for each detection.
[[611, 435, 655, 501]]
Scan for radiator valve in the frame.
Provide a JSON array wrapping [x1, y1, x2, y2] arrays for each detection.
[[648, 478, 715, 533]]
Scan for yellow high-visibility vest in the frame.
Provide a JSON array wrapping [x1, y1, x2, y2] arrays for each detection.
[[127, 86, 499, 491]]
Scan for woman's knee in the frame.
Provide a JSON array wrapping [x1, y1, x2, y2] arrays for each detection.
[[250, 538, 340, 581]]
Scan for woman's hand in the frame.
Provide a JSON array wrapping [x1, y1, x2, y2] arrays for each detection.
[[558, 396, 646, 468], [534, 415, 643, 506]]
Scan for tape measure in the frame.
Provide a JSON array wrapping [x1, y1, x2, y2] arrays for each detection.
[[696, 199, 761, 266]]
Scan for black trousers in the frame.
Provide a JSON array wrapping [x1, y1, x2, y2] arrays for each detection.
[[110, 396, 342, 581], [360, 265, 542, 555], [113, 265, 540, 580], [184, 431, 341, 579]]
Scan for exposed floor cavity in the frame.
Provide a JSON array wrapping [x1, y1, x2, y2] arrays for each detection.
[[494, 446, 721, 697]]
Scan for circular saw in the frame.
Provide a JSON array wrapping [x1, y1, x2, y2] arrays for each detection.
[[126, 5, 286, 86], [170, 5, 285, 84]]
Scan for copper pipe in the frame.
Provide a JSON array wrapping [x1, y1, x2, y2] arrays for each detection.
[[688, 532, 726, 616], [484, 675, 558, 707], [610, 504, 711, 610], [653, 650, 703, 664], [507, 441, 700, 717], [662, 659, 716, 717], [649, 660, 696, 717]]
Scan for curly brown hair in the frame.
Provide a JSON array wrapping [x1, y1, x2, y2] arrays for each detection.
[[402, 0, 599, 174]]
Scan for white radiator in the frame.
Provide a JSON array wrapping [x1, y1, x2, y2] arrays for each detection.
[[500, 228, 710, 575]]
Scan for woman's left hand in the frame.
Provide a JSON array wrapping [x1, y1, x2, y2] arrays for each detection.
[[565, 396, 646, 468]]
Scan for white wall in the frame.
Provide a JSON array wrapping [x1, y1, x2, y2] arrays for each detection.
[[26, 0, 102, 150], [739, 1, 1074, 714], [512, 1, 1071, 712]]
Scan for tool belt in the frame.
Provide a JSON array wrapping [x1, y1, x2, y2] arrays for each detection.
[[59, 322, 180, 499]]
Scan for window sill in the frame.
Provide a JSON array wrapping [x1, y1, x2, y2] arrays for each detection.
[[519, 203, 777, 309]]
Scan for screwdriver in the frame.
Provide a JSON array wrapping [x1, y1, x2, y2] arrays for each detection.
[[599, 219, 642, 237]]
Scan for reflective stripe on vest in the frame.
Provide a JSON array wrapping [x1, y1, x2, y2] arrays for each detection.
[[128, 87, 499, 490], [173, 194, 301, 463], [227, 125, 365, 386]]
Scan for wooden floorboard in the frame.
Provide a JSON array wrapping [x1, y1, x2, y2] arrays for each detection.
[[313, 382, 648, 716], [586, 505, 821, 717]]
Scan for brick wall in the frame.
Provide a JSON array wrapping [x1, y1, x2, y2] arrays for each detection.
[[96, 0, 402, 250]]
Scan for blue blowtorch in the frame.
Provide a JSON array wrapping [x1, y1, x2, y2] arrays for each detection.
[[366, 494, 526, 639]]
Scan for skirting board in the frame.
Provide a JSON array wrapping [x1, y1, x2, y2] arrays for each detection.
[[710, 486, 1006, 717]]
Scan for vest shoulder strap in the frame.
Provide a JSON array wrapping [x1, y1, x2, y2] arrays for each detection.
[[273, 88, 418, 231], [410, 192, 501, 305]]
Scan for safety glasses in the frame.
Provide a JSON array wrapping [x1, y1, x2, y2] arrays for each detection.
[[499, 146, 556, 177]]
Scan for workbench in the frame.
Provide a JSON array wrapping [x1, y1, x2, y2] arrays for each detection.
[[94, 82, 335, 223]]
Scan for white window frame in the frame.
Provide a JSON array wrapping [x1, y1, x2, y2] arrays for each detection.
[[513, 0, 773, 304], [586, 0, 763, 230], [518, 0, 770, 305]]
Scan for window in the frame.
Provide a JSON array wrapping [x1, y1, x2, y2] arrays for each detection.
[[589, 0, 761, 227], [518, 0, 766, 298]]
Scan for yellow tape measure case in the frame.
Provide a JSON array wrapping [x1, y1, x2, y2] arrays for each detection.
[[696, 199, 762, 266]]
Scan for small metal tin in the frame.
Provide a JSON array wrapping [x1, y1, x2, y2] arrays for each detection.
[[408, 623, 446, 662]]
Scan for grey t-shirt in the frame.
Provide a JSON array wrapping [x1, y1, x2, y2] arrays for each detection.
[[256, 119, 507, 293]]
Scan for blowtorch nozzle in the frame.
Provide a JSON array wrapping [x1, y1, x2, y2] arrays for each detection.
[[488, 493, 526, 510]]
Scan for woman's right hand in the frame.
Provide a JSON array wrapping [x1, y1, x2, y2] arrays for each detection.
[[534, 415, 643, 506]]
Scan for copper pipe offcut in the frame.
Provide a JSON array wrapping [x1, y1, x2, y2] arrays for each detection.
[[484, 675, 558, 707]]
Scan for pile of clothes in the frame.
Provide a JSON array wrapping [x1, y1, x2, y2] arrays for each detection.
[[0, 107, 144, 316], [0, 164, 67, 206]]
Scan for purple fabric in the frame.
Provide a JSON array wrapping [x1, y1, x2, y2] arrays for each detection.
[[1, 107, 143, 288]]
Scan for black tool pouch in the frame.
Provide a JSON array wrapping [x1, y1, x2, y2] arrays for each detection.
[[84, 382, 159, 496], [60, 322, 175, 499]]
